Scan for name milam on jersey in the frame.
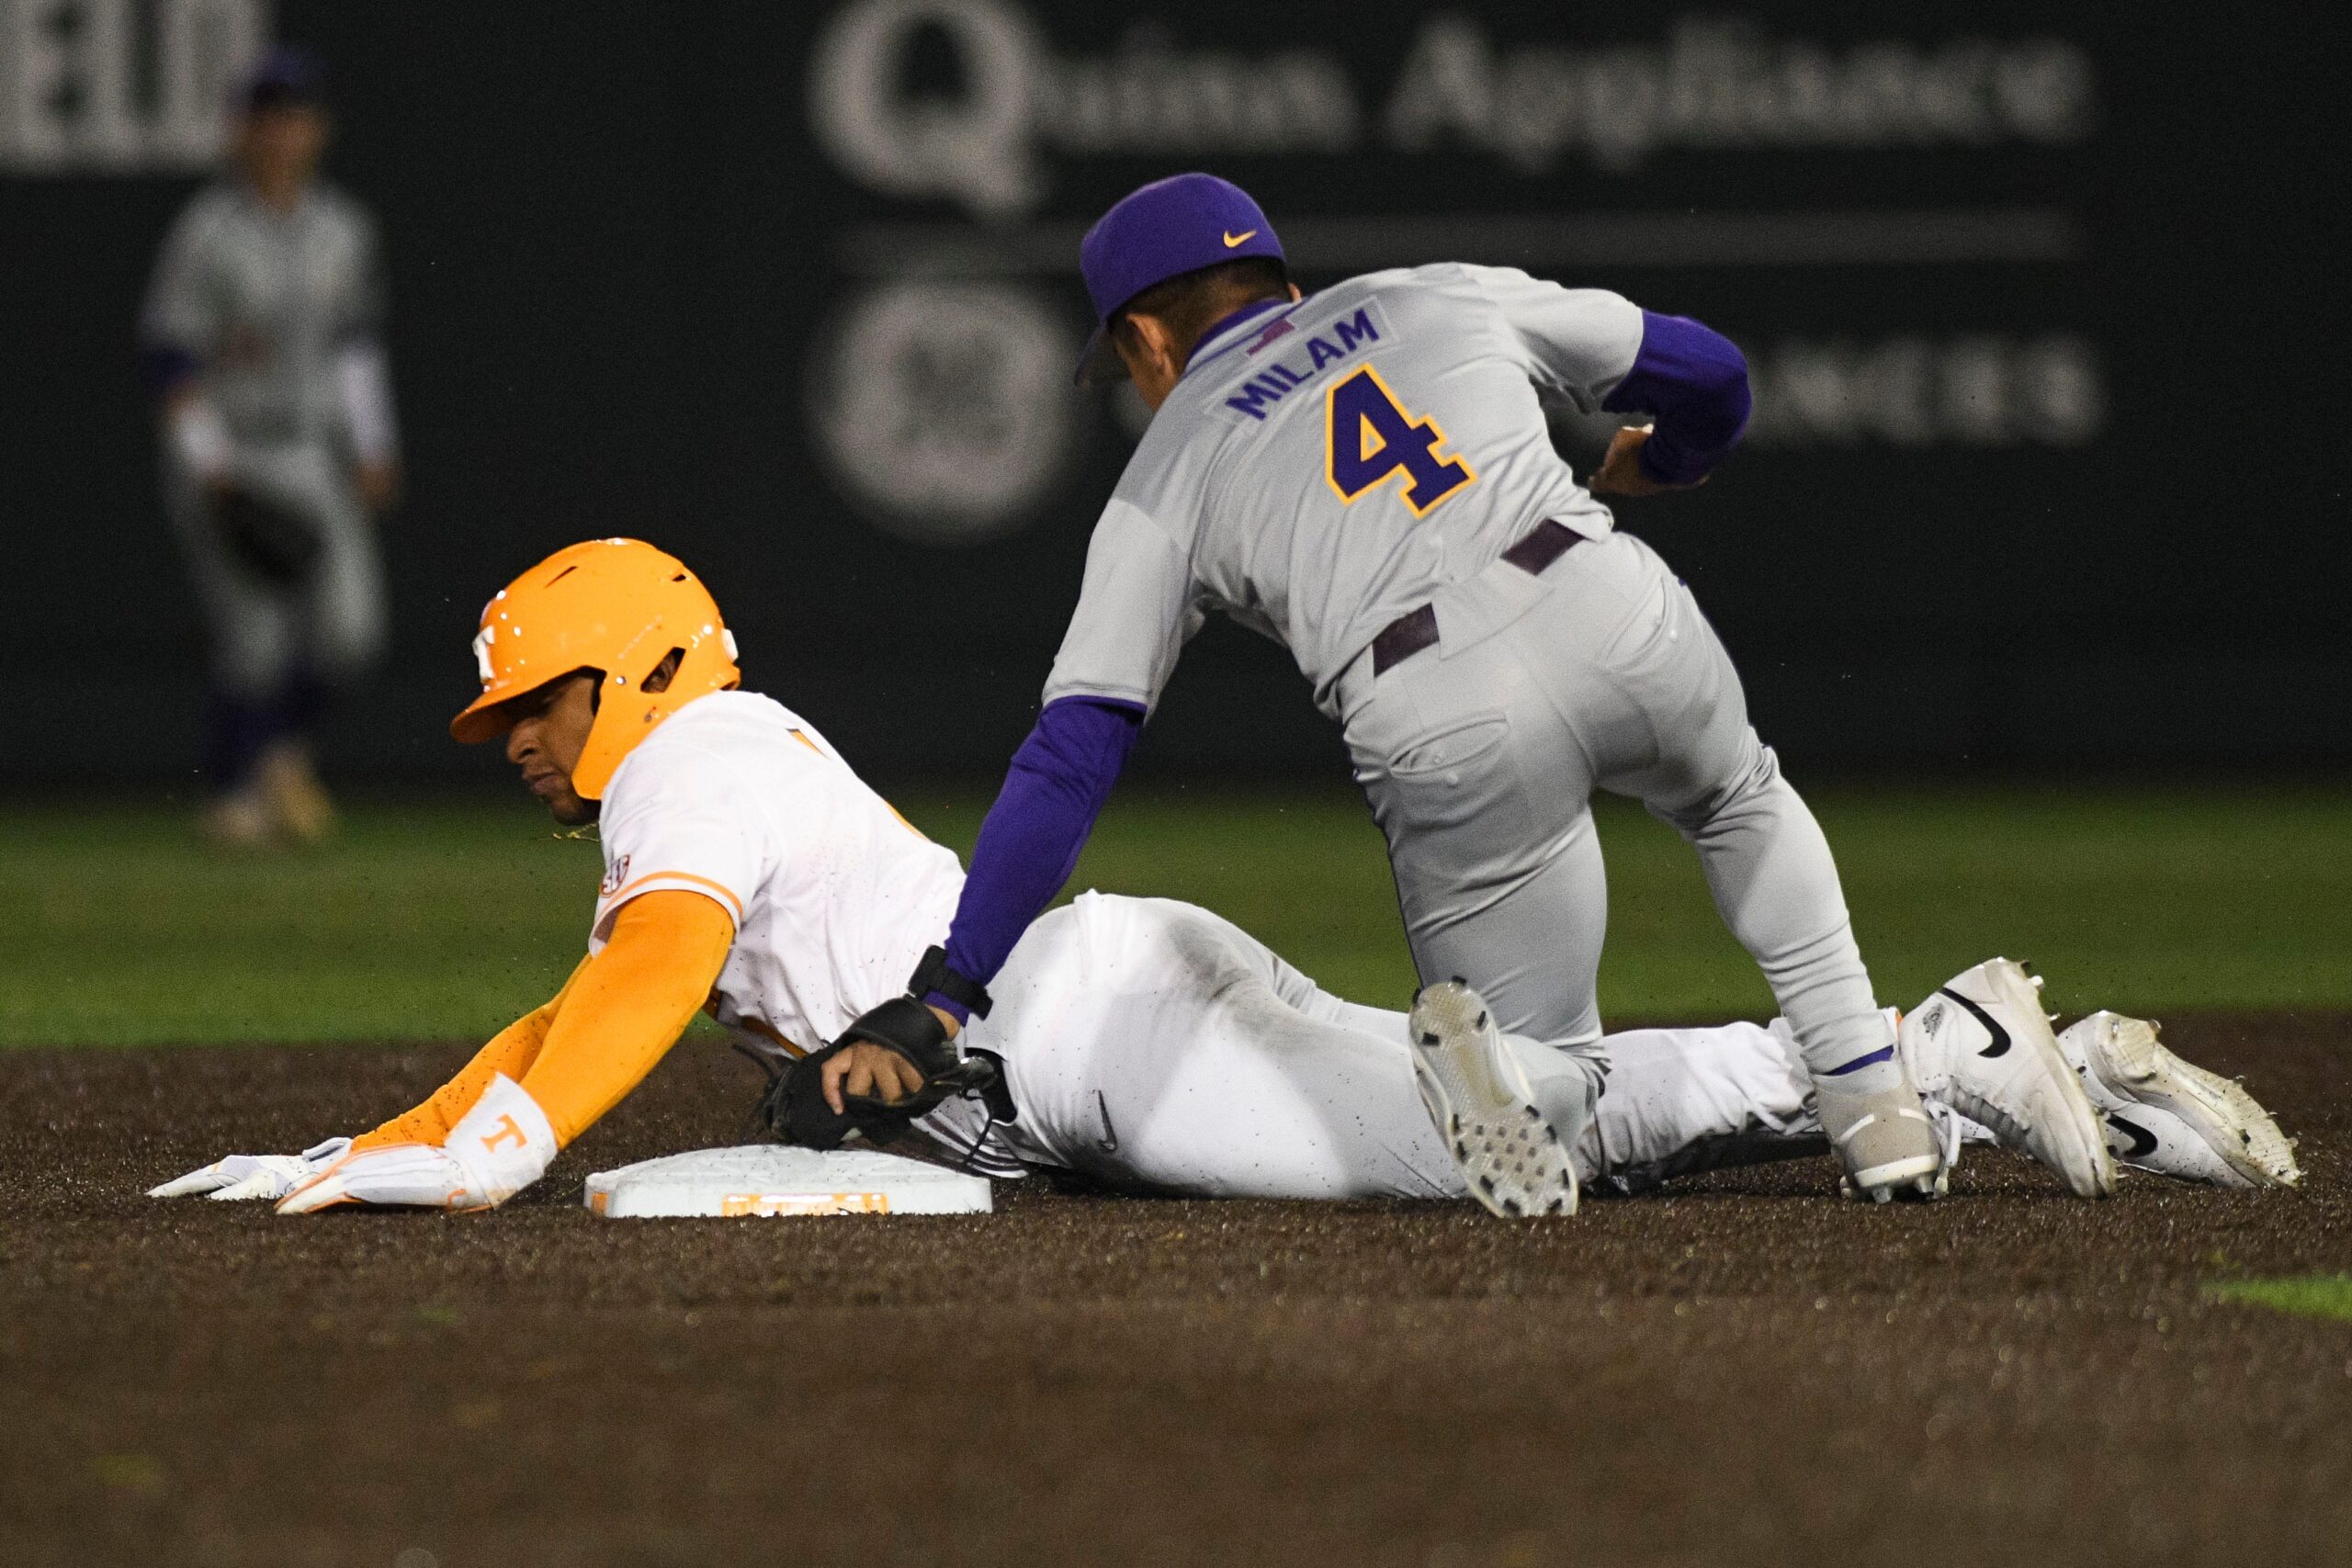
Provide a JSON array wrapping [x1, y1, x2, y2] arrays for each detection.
[[1216, 302, 1393, 423]]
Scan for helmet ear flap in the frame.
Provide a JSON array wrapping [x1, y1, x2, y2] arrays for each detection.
[[640, 648, 687, 695], [569, 644, 694, 801]]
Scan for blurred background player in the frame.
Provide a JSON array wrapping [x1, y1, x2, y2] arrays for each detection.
[[138, 46, 401, 849]]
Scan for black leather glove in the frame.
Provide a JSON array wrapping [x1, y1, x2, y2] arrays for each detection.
[[757, 997, 1000, 1151], [211, 484, 323, 587], [754, 947, 1006, 1150]]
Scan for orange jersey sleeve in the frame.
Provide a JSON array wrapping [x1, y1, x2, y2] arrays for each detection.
[[518, 888, 736, 1144], [351, 889, 735, 1154], [352, 953, 594, 1151]]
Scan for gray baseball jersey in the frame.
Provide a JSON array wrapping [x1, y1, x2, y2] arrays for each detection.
[[1043, 264, 1645, 716], [141, 180, 389, 449]]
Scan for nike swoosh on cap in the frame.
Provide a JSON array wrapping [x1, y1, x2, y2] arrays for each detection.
[[1222, 229, 1257, 247]]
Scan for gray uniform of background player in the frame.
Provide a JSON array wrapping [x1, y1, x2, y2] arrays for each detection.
[[1044, 263, 1894, 1111], [141, 180, 394, 704]]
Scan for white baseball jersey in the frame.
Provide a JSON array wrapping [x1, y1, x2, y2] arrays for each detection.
[[1043, 264, 1645, 716], [591, 690, 965, 1057], [141, 179, 390, 450]]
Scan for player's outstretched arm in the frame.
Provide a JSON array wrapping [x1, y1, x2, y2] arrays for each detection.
[[762, 699, 1145, 1149], [510, 891, 734, 1143], [920, 694, 1145, 1026], [271, 892, 734, 1214], [148, 955, 594, 1201], [351, 953, 593, 1150]]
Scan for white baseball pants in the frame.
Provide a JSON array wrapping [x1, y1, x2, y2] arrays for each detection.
[[937, 893, 1925, 1200]]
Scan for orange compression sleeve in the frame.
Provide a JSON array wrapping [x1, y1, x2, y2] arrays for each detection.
[[514, 889, 737, 1146], [353, 953, 593, 1150]]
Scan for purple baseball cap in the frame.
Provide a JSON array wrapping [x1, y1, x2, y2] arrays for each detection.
[[241, 45, 325, 111], [1075, 173, 1285, 387]]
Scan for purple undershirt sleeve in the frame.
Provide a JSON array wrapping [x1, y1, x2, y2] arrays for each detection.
[[924, 694, 1146, 1022], [1600, 310, 1752, 488], [139, 344, 200, 400]]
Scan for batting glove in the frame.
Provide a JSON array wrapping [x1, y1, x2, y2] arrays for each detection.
[[277, 1074, 559, 1215], [148, 1136, 353, 1201]]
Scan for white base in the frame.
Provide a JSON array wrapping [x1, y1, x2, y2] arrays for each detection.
[[583, 1145, 993, 1218]]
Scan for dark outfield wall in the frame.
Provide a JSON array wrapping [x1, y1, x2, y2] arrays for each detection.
[[3, 0, 2346, 785]]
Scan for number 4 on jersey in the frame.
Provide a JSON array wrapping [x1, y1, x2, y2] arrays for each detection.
[[1324, 365, 1477, 516]]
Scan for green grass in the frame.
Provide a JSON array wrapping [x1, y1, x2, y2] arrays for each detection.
[[2207, 1276, 2352, 1324], [4, 783, 2348, 1046]]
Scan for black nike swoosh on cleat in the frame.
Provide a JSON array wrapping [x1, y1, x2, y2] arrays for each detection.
[[1938, 987, 2011, 1058], [2108, 1113, 2160, 1160]]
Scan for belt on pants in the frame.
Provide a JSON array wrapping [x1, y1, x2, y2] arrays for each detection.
[[1368, 520, 1585, 677]]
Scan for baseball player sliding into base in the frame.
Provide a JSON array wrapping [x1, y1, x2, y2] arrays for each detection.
[[151, 542, 2298, 1214]]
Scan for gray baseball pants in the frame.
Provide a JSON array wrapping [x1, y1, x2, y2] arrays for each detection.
[[1334, 528, 1896, 1094], [164, 441, 385, 699]]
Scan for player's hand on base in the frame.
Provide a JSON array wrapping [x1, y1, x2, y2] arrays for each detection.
[[275, 1142, 487, 1214], [1587, 425, 1696, 498], [147, 1136, 353, 1201], [823, 1041, 928, 1113]]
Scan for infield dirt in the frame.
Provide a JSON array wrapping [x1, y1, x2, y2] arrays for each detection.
[[6, 1016, 2349, 1567]]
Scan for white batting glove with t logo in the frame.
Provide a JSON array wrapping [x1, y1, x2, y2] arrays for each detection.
[[149, 1137, 354, 1201], [275, 1075, 559, 1214]]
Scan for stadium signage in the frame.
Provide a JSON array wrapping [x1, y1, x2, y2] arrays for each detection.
[[810, 0, 2097, 218], [0, 0, 267, 173]]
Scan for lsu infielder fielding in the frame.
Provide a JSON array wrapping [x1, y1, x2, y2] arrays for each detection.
[[150, 543, 2297, 1214], [140, 47, 400, 848], [827, 172, 1985, 1209]]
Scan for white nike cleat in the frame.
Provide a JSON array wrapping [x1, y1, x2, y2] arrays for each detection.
[[1902, 959, 2115, 1199], [1409, 981, 1577, 1218], [275, 1142, 490, 1213], [2059, 1011, 2300, 1190]]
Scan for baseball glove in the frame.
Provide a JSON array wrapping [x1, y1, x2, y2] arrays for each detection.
[[211, 483, 322, 587], [754, 997, 1001, 1150]]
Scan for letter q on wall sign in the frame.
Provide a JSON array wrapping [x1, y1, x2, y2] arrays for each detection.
[[806, 279, 1080, 545]]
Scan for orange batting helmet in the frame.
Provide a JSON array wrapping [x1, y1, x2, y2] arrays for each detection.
[[450, 538, 741, 799]]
